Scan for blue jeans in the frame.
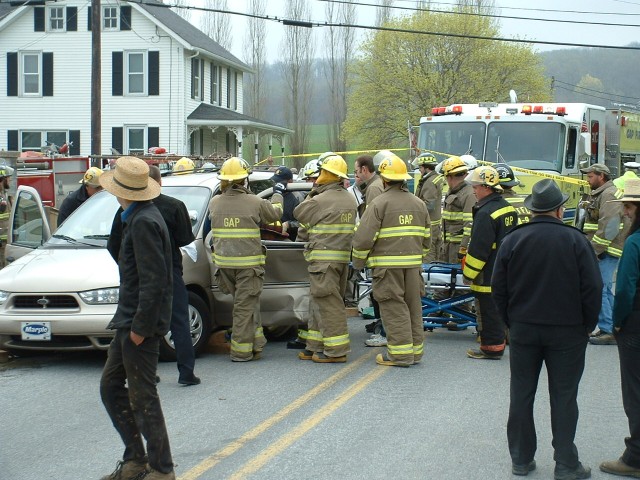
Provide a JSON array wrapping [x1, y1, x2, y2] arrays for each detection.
[[598, 254, 619, 334]]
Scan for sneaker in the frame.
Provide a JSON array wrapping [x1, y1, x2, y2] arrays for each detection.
[[312, 352, 347, 363], [600, 458, 640, 477], [140, 469, 176, 480], [375, 353, 410, 368], [100, 460, 148, 480], [589, 332, 616, 345], [298, 349, 314, 360], [178, 375, 201, 386], [512, 460, 536, 476], [466, 348, 502, 360], [554, 462, 591, 480], [365, 334, 388, 347]]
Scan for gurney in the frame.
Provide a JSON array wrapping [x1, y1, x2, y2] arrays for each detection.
[[421, 263, 476, 331]]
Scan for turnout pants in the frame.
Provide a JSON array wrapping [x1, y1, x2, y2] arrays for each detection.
[[373, 267, 424, 366], [306, 262, 351, 357], [171, 270, 196, 379], [507, 323, 588, 470], [475, 293, 506, 356], [426, 223, 442, 264], [616, 326, 640, 468], [217, 267, 267, 361], [100, 329, 173, 474]]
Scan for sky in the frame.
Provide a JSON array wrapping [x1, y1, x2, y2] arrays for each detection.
[[182, 0, 640, 62]]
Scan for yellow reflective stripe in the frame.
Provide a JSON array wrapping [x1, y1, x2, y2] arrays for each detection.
[[230, 339, 253, 353], [352, 248, 370, 259], [614, 189, 624, 199], [465, 254, 486, 271], [272, 202, 283, 209], [308, 224, 355, 234], [367, 255, 423, 267], [378, 226, 427, 238], [255, 327, 265, 339], [212, 253, 266, 267], [305, 250, 351, 262], [607, 246, 623, 257], [470, 284, 492, 293], [463, 227, 472, 235], [413, 343, 424, 355], [387, 343, 414, 355], [0, 213, 9, 220], [444, 234, 463, 241], [592, 235, 611, 247], [323, 333, 350, 347], [490, 206, 516, 219], [583, 223, 598, 232], [307, 329, 322, 342], [442, 212, 464, 220], [212, 228, 260, 238], [298, 329, 309, 340], [462, 213, 473, 220], [422, 248, 430, 256], [431, 219, 442, 226]]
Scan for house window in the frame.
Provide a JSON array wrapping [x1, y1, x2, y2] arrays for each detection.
[[49, 7, 65, 31], [126, 51, 146, 95], [210, 63, 218, 105], [21, 52, 41, 96], [192, 58, 202, 100], [21, 131, 42, 152], [126, 126, 146, 154], [227, 69, 237, 110], [19, 131, 67, 152], [103, 7, 118, 30]]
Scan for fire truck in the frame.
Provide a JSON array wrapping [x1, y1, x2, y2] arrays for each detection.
[[416, 102, 606, 223], [604, 107, 640, 173]]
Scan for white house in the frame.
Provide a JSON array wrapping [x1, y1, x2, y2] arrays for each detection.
[[0, 0, 292, 160]]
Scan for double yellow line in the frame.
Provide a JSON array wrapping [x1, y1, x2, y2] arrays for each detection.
[[179, 350, 385, 480]]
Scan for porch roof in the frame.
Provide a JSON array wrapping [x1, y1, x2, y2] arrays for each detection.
[[187, 104, 293, 136]]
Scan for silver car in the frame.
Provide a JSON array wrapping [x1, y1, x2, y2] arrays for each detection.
[[0, 170, 311, 359]]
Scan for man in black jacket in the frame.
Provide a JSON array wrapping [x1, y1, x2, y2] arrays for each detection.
[[108, 166, 200, 386], [99, 157, 175, 480], [492, 179, 602, 480], [57, 166, 103, 226]]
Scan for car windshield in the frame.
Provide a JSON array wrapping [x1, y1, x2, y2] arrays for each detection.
[[49, 186, 211, 247]]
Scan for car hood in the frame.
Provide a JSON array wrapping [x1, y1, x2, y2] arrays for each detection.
[[0, 247, 119, 293]]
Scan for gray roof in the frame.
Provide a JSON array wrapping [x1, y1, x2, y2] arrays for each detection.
[[136, 0, 249, 71], [0, 3, 15, 21], [187, 104, 293, 135]]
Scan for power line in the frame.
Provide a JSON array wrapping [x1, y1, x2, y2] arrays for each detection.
[[554, 78, 640, 102], [125, 0, 640, 51]]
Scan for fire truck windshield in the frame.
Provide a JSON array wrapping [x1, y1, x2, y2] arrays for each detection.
[[418, 122, 485, 162]]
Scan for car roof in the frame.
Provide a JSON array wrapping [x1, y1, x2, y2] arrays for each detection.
[[161, 170, 274, 188]]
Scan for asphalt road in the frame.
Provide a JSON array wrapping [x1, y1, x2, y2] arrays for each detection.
[[0, 317, 628, 480]]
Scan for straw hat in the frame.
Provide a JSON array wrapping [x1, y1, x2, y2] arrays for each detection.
[[612, 178, 640, 202], [99, 156, 160, 201]]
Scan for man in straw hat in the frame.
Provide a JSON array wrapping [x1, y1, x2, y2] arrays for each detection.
[[99, 156, 176, 480], [492, 178, 602, 479]]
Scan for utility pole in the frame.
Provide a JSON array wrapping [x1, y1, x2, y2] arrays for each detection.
[[91, 0, 101, 163]]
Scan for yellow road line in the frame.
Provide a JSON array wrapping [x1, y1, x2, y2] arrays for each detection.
[[228, 365, 388, 480], [178, 350, 376, 480]]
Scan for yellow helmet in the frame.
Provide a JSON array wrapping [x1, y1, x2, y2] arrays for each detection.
[[378, 154, 411, 181], [173, 157, 195, 175], [218, 156, 251, 181], [465, 165, 503, 191], [442, 156, 468, 176], [80, 166, 103, 186], [318, 154, 348, 179], [413, 153, 438, 168]]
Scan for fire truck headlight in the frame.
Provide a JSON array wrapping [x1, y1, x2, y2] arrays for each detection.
[[79, 288, 119, 305]]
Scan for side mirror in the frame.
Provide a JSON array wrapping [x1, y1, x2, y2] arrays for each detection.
[[577, 133, 591, 167]]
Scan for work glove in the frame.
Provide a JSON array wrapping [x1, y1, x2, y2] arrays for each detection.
[[457, 247, 467, 260], [273, 182, 287, 195]]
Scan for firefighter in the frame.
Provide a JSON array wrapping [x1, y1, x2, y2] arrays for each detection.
[[355, 153, 384, 218], [173, 157, 195, 175], [441, 156, 475, 264], [462, 166, 518, 359], [352, 153, 430, 367], [613, 161, 640, 191], [57, 166, 103, 227], [580, 163, 629, 346], [208, 157, 283, 361], [0, 166, 14, 268], [414, 153, 444, 262], [294, 154, 357, 363], [494, 163, 532, 224]]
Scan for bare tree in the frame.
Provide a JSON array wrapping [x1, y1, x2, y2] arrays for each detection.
[[324, 2, 356, 152], [171, 0, 191, 22], [244, 0, 267, 121], [375, 0, 394, 27], [201, 0, 232, 50], [281, 0, 315, 160]]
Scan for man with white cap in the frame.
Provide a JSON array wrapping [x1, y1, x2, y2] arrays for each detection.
[[99, 156, 175, 480]]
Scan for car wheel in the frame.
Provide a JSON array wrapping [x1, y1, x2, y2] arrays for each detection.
[[159, 292, 212, 362]]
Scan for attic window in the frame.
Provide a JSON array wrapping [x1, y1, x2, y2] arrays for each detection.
[[49, 7, 64, 31], [103, 7, 119, 30]]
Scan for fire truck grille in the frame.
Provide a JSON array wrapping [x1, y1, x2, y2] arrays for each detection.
[[13, 295, 79, 309]]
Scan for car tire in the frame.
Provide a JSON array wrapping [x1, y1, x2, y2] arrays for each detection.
[[159, 291, 212, 362]]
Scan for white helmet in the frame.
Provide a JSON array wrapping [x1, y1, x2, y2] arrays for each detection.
[[300, 159, 320, 180], [460, 154, 478, 171]]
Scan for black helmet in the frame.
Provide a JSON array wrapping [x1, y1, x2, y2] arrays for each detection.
[[494, 163, 520, 187]]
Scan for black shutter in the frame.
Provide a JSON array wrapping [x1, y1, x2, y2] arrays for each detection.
[[120, 6, 131, 31], [68, 130, 80, 155], [148, 127, 159, 149], [87, 6, 92, 31], [8, 131, 18, 152], [42, 53, 53, 97], [112, 127, 123, 154], [148, 51, 159, 96], [34, 7, 44, 32], [7, 52, 17, 97], [191, 59, 196, 98], [66, 7, 77, 31], [112, 52, 123, 96], [200, 61, 205, 101], [210, 63, 214, 103]]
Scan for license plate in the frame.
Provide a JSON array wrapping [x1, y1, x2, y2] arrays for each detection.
[[21, 322, 51, 341]]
